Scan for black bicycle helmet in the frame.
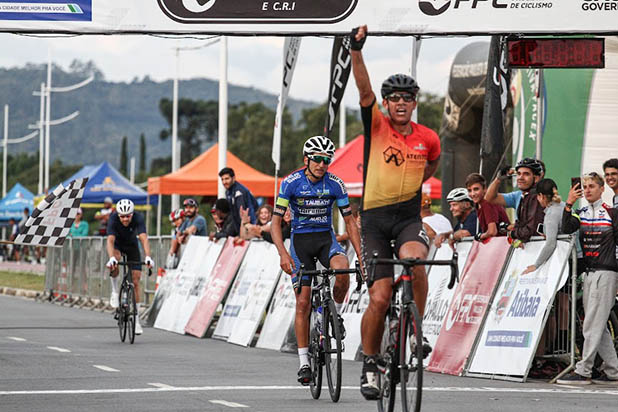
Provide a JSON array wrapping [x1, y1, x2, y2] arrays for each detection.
[[381, 74, 420, 99], [515, 157, 543, 176]]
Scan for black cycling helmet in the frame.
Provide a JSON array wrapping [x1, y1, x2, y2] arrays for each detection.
[[515, 157, 543, 176], [381, 74, 420, 99], [183, 198, 198, 208]]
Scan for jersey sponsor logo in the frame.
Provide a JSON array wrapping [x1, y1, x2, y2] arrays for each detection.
[[328, 173, 348, 194], [383, 146, 405, 166], [316, 189, 330, 196], [235, 190, 243, 197], [413, 143, 427, 151], [297, 207, 328, 216], [284, 172, 302, 184], [419, 229, 430, 245], [298, 198, 330, 207]]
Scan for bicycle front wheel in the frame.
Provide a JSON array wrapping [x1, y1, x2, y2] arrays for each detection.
[[118, 288, 127, 343], [309, 310, 323, 399], [399, 302, 423, 412], [377, 319, 397, 412], [324, 300, 342, 402], [126, 285, 136, 344]]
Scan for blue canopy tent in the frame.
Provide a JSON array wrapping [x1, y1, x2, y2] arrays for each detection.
[[0, 183, 34, 222], [61, 162, 157, 208]]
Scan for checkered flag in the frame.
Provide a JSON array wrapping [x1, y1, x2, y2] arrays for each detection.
[[15, 178, 88, 247]]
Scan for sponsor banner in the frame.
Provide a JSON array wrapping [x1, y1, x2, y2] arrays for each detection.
[[227, 241, 282, 346], [154, 237, 224, 334], [0, 1, 616, 34], [466, 239, 571, 377], [427, 237, 510, 376], [256, 270, 296, 350], [324, 36, 351, 138], [144, 268, 174, 327], [184, 238, 249, 338], [423, 241, 472, 364], [212, 240, 280, 341], [272, 36, 301, 171]]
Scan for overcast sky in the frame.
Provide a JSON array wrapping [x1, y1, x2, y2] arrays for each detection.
[[0, 33, 488, 106]]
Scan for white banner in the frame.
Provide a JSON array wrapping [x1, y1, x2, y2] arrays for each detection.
[[212, 240, 281, 341], [256, 270, 296, 350], [272, 36, 301, 171], [0, 1, 614, 34], [466, 239, 572, 378], [154, 237, 224, 334], [228, 241, 282, 346], [423, 241, 472, 359]]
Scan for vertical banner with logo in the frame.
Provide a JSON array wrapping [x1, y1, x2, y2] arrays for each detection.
[[324, 36, 351, 138], [480, 35, 510, 178], [272, 37, 301, 173], [423, 241, 473, 359], [185, 238, 249, 338], [466, 239, 572, 379], [427, 237, 511, 375], [256, 271, 296, 350]]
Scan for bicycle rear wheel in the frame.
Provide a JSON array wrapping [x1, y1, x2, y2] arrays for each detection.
[[118, 286, 127, 343], [324, 300, 342, 402], [126, 285, 136, 344], [377, 318, 397, 412], [309, 310, 323, 399], [399, 302, 423, 412]]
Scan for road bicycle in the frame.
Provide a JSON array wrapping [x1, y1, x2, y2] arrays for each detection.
[[296, 263, 363, 403], [368, 252, 459, 412], [115, 256, 151, 344]]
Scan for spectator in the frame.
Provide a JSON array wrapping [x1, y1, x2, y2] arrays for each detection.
[[558, 172, 618, 385], [18, 207, 31, 260], [435, 187, 478, 248], [209, 198, 237, 240], [8, 218, 20, 261], [507, 158, 545, 244], [219, 167, 259, 233], [167, 198, 207, 262], [68, 208, 89, 237], [603, 158, 618, 208], [466, 173, 509, 242], [486, 157, 545, 217], [165, 209, 185, 269], [242, 204, 274, 240], [94, 197, 114, 236], [262, 208, 292, 244], [421, 193, 452, 242], [257, 204, 273, 226]]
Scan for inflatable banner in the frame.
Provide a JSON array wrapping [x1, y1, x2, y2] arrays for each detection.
[[256, 271, 296, 350], [0, 1, 614, 35], [466, 239, 572, 379], [427, 237, 510, 375], [212, 240, 280, 342], [154, 237, 224, 334], [184, 238, 249, 338]]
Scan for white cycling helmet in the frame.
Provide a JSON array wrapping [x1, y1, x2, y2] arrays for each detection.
[[303, 135, 336, 157], [116, 198, 134, 216], [446, 188, 472, 203]]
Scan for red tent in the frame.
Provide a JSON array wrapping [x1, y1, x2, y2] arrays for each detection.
[[328, 135, 442, 199]]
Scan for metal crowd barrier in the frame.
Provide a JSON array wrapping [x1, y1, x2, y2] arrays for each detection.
[[42, 236, 172, 310]]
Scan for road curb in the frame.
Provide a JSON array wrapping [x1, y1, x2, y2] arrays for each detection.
[[0, 286, 40, 299]]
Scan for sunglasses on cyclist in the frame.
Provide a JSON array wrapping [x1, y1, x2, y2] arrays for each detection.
[[386, 93, 415, 103], [307, 155, 332, 165]]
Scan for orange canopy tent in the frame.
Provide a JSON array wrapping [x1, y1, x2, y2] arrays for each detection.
[[328, 135, 442, 199], [148, 144, 280, 197]]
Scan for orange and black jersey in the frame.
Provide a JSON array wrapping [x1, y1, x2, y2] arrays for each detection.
[[360, 99, 441, 215]]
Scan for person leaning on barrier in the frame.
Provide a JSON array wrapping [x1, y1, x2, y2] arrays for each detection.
[[68, 208, 89, 237], [165, 209, 185, 269], [603, 158, 618, 208], [94, 196, 114, 236], [465, 173, 510, 242], [506, 158, 546, 245], [240, 204, 273, 241], [557, 172, 618, 385], [435, 187, 479, 248], [261, 208, 292, 244], [209, 198, 238, 241]]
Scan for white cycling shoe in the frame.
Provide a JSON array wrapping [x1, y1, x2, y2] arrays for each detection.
[[110, 292, 119, 309], [135, 320, 143, 335]]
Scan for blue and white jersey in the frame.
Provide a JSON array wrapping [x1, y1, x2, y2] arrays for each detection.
[[276, 170, 351, 234]]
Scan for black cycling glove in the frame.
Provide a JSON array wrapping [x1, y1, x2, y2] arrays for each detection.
[[350, 27, 366, 51], [498, 165, 512, 180]]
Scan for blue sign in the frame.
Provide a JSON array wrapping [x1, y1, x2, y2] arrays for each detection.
[[0, 0, 91, 21], [485, 330, 532, 348]]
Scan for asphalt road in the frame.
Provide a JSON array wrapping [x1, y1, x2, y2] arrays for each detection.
[[1, 294, 617, 412]]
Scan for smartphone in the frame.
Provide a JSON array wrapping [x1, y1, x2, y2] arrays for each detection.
[[571, 177, 581, 188]]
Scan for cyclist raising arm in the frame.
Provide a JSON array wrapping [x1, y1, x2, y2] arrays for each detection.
[[271, 136, 363, 386], [105, 199, 154, 335], [351, 25, 441, 400]]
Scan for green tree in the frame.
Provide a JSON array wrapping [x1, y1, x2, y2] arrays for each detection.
[[139, 133, 146, 173], [120, 136, 128, 176], [417, 93, 445, 134]]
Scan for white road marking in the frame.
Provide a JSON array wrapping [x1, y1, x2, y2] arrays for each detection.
[[148, 383, 175, 389], [92, 365, 119, 373], [209, 400, 249, 408], [46, 346, 71, 353], [0, 385, 617, 396], [7, 336, 26, 342]]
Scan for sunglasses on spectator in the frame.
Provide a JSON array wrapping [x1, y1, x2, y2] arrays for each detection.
[[386, 93, 415, 103], [307, 155, 332, 165]]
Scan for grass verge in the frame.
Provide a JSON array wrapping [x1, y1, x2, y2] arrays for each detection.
[[0, 271, 45, 291]]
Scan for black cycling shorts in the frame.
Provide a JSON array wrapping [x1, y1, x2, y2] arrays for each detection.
[[360, 210, 429, 286], [114, 243, 142, 271], [290, 230, 346, 287]]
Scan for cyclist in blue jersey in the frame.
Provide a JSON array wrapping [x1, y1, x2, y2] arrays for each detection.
[[271, 135, 363, 386]]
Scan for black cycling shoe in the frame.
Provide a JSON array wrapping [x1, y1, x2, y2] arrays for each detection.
[[337, 315, 346, 339], [360, 355, 380, 400], [297, 365, 312, 386]]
